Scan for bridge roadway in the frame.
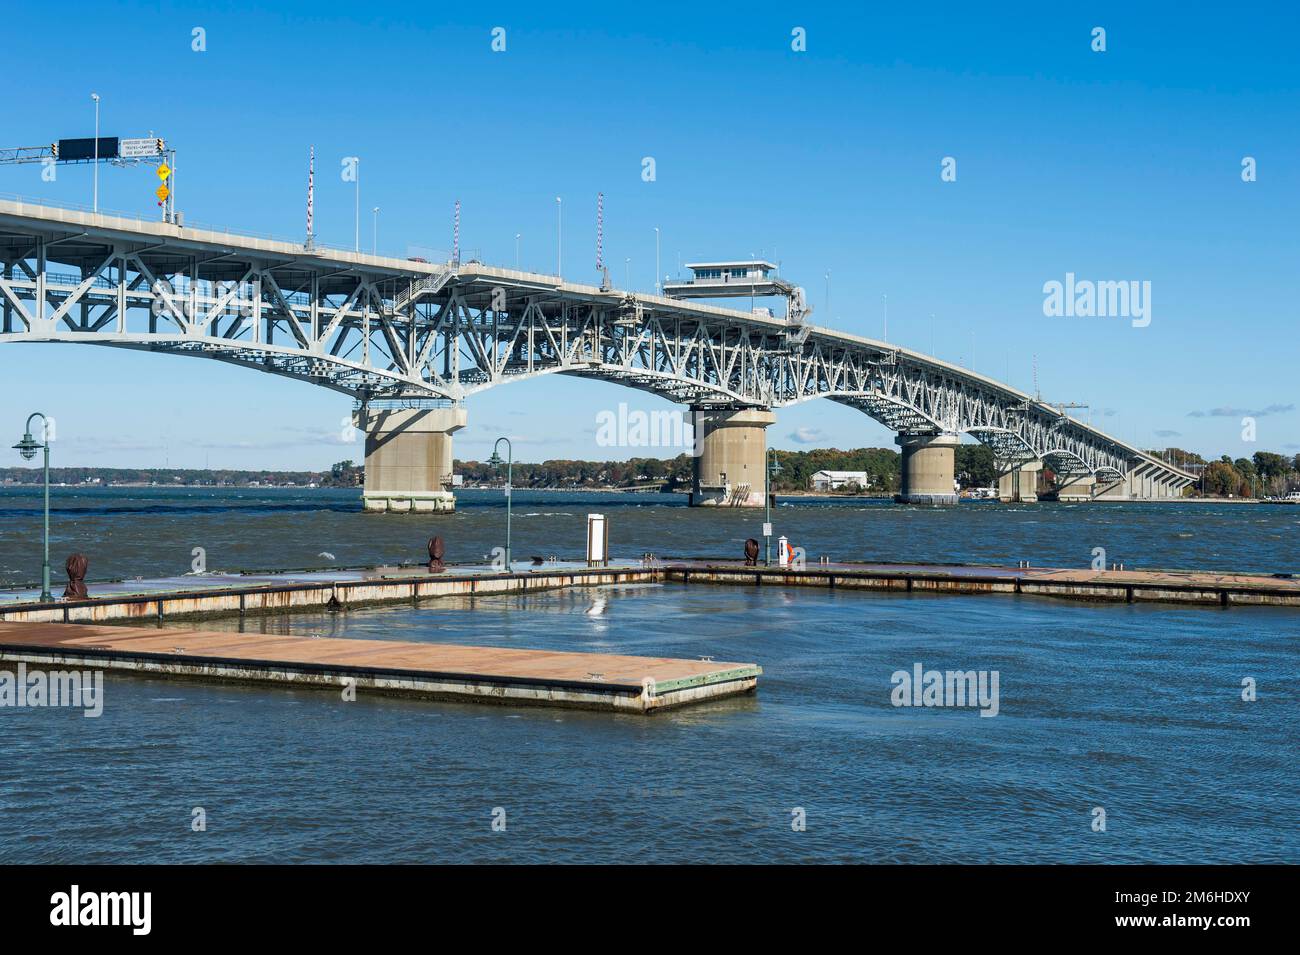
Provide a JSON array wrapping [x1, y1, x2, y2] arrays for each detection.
[[0, 197, 1196, 511]]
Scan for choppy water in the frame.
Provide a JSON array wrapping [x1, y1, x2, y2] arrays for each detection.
[[1, 486, 1298, 586], [0, 487, 1296, 863], [2, 585, 1295, 863]]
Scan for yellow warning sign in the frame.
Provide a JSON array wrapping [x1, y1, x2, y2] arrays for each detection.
[[157, 163, 171, 181], [156, 184, 170, 202]]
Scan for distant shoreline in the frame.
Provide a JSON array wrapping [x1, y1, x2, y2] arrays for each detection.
[[0, 482, 1277, 503]]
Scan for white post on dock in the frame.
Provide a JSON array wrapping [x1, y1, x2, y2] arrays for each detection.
[[586, 513, 609, 567]]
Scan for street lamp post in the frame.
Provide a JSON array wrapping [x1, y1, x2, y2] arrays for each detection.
[[91, 93, 100, 212], [488, 437, 513, 571], [765, 448, 782, 566], [654, 227, 660, 293], [371, 206, 379, 255], [555, 197, 562, 277], [13, 413, 52, 602], [354, 158, 361, 253], [515, 233, 521, 270]]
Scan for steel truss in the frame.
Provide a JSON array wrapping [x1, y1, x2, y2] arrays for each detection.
[[0, 201, 1195, 491]]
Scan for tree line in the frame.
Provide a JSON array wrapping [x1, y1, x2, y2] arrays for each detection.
[[5, 448, 1297, 497]]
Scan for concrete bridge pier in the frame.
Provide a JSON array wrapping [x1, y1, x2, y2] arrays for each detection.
[[894, 433, 960, 505], [1089, 464, 1187, 501], [998, 460, 1043, 503], [689, 407, 776, 507], [357, 405, 467, 513], [1053, 474, 1096, 502]]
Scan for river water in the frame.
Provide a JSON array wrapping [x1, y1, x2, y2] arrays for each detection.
[[1, 487, 1296, 863], [1, 486, 1298, 585]]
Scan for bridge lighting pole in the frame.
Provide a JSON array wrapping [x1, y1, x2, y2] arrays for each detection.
[[555, 197, 562, 277], [515, 233, 521, 270], [764, 448, 781, 566], [13, 413, 52, 602], [654, 227, 660, 293], [489, 438, 513, 571], [371, 207, 379, 255], [354, 158, 361, 252], [91, 93, 100, 212]]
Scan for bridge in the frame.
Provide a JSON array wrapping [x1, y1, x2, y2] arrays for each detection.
[[0, 197, 1196, 511]]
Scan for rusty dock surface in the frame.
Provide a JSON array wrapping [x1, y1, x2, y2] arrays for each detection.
[[0, 621, 761, 714]]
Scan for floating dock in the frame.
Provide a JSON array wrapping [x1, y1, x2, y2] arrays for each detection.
[[0, 621, 761, 714], [1, 558, 1297, 626], [667, 561, 1300, 607]]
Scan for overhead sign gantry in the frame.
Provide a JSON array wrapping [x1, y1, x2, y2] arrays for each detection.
[[0, 134, 177, 223]]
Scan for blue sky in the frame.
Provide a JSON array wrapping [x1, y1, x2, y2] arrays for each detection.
[[2, 1, 1297, 469]]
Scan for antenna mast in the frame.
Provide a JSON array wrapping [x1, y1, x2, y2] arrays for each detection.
[[452, 199, 461, 266], [305, 145, 315, 250], [596, 192, 611, 290]]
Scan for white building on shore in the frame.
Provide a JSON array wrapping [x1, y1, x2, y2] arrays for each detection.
[[810, 470, 870, 491]]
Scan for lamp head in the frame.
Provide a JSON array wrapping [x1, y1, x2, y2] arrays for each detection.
[[13, 432, 39, 460], [488, 450, 503, 470]]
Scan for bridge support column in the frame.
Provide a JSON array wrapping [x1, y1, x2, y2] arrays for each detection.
[[689, 407, 775, 507], [894, 433, 959, 505], [357, 406, 467, 514], [1094, 475, 1130, 500], [998, 461, 1043, 503], [1054, 474, 1096, 502]]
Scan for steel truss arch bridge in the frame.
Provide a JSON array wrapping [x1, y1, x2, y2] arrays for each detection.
[[0, 199, 1195, 508]]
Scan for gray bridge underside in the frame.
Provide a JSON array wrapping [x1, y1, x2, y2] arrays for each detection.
[[0, 199, 1195, 492]]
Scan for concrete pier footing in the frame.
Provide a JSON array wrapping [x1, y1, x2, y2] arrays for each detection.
[[1053, 474, 1096, 502], [998, 460, 1043, 503], [357, 406, 467, 513], [894, 433, 959, 505], [689, 408, 775, 507]]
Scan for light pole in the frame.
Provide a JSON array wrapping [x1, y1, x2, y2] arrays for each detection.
[[13, 413, 52, 602], [515, 233, 521, 270], [654, 227, 661, 293], [488, 437, 513, 571], [91, 93, 100, 212], [371, 206, 379, 255], [555, 197, 562, 277], [625, 257, 631, 290], [764, 448, 782, 566], [354, 158, 361, 252]]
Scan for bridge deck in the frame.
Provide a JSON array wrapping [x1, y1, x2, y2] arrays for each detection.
[[0, 620, 761, 713]]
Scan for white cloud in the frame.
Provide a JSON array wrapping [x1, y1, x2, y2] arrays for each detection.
[[789, 427, 824, 444]]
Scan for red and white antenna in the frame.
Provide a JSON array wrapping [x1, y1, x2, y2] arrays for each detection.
[[595, 192, 604, 272], [305, 145, 315, 250], [452, 199, 461, 265]]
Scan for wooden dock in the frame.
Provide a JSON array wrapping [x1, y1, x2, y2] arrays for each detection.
[[0, 622, 761, 714], [2, 559, 1299, 629], [667, 561, 1300, 607]]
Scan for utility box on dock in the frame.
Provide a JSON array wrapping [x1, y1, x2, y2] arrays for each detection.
[[586, 513, 609, 567]]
